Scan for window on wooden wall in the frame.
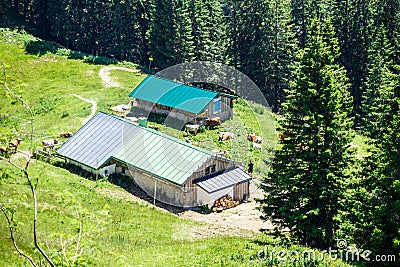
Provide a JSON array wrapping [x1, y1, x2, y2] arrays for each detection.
[[205, 165, 216, 175]]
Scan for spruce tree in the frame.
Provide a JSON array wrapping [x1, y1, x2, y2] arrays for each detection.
[[346, 61, 400, 265], [260, 18, 354, 247], [188, 0, 226, 62], [226, 0, 296, 112], [148, 0, 194, 70], [327, 0, 369, 122], [266, 0, 297, 112], [361, 26, 395, 136], [226, 0, 271, 90]]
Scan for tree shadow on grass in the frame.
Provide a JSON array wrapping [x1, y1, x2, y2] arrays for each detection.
[[25, 39, 60, 56], [107, 173, 185, 214], [24, 39, 119, 65]]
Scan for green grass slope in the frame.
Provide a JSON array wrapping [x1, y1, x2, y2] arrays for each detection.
[[0, 160, 254, 266], [0, 28, 353, 266], [0, 161, 351, 266], [0, 29, 142, 142]]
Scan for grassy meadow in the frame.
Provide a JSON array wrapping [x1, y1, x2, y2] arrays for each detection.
[[0, 28, 355, 266]]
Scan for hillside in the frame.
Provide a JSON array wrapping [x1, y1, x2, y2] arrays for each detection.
[[0, 28, 354, 266]]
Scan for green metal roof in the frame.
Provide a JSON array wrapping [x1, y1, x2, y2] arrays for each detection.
[[113, 128, 214, 185], [129, 76, 218, 114], [58, 112, 216, 186]]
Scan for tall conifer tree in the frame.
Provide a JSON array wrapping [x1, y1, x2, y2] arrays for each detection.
[[346, 56, 400, 265], [226, 0, 296, 111], [260, 18, 354, 247], [188, 0, 226, 62], [361, 26, 395, 136], [327, 0, 369, 121], [148, 0, 194, 70]]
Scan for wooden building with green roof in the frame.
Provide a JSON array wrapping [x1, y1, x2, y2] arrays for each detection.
[[57, 112, 251, 207], [129, 75, 234, 127]]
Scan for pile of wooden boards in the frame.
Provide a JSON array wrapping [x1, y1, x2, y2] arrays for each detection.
[[211, 195, 239, 213]]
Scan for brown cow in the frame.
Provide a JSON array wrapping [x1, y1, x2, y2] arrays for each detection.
[[219, 132, 235, 141], [58, 132, 73, 138], [247, 132, 262, 143], [278, 132, 288, 139], [42, 139, 58, 150], [278, 132, 289, 142], [206, 117, 220, 128], [148, 125, 160, 131], [9, 138, 22, 153], [0, 146, 8, 155]]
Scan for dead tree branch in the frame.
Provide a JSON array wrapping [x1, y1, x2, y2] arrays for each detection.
[[0, 203, 37, 267], [1, 65, 55, 267]]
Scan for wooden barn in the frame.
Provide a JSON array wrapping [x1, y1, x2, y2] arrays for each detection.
[[128, 75, 235, 128], [57, 112, 251, 207]]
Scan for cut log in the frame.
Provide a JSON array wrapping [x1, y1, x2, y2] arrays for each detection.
[[211, 195, 240, 212]]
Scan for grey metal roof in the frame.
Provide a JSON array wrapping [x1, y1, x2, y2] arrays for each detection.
[[195, 168, 252, 193], [56, 112, 140, 169], [57, 112, 216, 186]]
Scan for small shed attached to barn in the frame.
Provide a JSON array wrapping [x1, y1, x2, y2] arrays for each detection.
[[195, 168, 251, 208], [57, 112, 251, 207], [129, 75, 234, 128]]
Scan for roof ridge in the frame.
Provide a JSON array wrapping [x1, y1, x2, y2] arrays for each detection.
[[150, 75, 209, 93], [150, 75, 216, 94]]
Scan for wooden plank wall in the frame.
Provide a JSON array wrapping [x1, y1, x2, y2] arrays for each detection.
[[185, 157, 234, 188], [233, 181, 250, 201]]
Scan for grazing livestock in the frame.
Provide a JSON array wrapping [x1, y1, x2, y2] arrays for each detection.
[[278, 132, 289, 141], [254, 136, 262, 143], [206, 117, 220, 128], [148, 125, 160, 131], [0, 146, 8, 155], [219, 132, 235, 141], [9, 138, 22, 153], [252, 142, 262, 150], [58, 132, 73, 138], [42, 139, 58, 150], [185, 124, 201, 135], [247, 132, 262, 143]]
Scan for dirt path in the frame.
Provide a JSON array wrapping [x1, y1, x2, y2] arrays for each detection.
[[70, 94, 97, 125], [99, 66, 141, 88], [179, 184, 274, 235], [96, 178, 273, 239]]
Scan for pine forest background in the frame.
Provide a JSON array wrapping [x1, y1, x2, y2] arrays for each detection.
[[1, 0, 397, 114], [1, 0, 399, 265]]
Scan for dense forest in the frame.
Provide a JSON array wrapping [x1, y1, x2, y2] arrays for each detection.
[[2, 0, 399, 265], [2, 0, 397, 114]]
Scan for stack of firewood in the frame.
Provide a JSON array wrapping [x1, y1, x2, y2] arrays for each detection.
[[211, 195, 239, 213]]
